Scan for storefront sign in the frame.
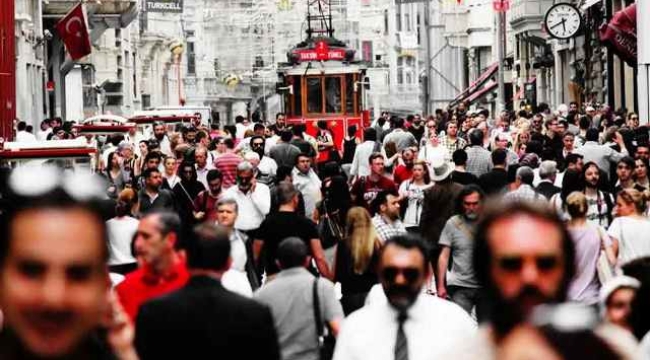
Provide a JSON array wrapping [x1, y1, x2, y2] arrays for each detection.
[[146, 0, 183, 13], [599, 3, 636, 66]]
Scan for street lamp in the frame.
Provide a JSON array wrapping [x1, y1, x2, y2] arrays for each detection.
[[170, 41, 184, 106]]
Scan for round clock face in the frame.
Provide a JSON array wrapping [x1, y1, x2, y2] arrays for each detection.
[[544, 3, 582, 39]]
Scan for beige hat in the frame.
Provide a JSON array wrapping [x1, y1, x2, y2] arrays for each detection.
[[430, 157, 453, 181]]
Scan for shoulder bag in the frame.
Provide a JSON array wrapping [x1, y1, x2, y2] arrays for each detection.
[[317, 200, 344, 249], [595, 224, 618, 285], [313, 278, 335, 360]]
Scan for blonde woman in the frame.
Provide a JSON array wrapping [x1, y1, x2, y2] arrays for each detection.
[[565, 192, 617, 305], [335, 207, 381, 315], [607, 188, 650, 266]]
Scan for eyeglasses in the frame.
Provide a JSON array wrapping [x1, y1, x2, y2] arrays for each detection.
[[382, 266, 421, 284], [495, 255, 560, 273], [8, 166, 106, 202], [252, 142, 264, 147]]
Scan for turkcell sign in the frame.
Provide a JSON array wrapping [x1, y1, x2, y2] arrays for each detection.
[[147, 0, 183, 12]]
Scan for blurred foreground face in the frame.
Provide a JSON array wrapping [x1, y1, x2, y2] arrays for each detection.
[[487, 214, 565, 318], [605, 287, 635, 330], [379, 244, 427, 312], [0, 208, 108, 357]]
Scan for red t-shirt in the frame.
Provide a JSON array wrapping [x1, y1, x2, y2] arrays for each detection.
[[116, 260, 190, 321], [351, 175, 397, 210], [393, 165, 413, 188]]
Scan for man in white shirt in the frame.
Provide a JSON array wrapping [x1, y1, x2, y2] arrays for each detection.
[[194, 146, 215, 189], [15, 121, 36, 142], [292, 153, 322, 218], [333, 234, 475, 360], [224, 161, 271, 232]]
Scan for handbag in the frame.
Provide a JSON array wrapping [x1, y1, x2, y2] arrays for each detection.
[[595, 225, 617, 285], [317, 200, 344, 249], [312, 278, 335, 360]]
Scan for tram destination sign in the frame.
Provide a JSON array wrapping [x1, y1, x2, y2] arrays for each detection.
[[292, 41, 348, 62], [146, 0, 183, 12]]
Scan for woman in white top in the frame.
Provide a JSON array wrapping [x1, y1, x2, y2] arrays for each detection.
[[607, 188, 650, 266], [106, 196, 139, 275], [418, 131, 449, 171], [398, 160, 434, 231], [161, 155, 180, 190]]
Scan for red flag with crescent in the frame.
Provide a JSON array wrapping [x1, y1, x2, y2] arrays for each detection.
[[55, 3, 91, 60]]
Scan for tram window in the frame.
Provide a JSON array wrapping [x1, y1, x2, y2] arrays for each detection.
[[307, 77, 323, 113], [293, 76, 302, 116], [346, 75, 354, 114], [325, 77, 342, 113]]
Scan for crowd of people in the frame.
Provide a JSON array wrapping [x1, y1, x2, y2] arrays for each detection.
[[1, 103, 650, 359]]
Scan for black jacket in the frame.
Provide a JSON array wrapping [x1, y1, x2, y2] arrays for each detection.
[[478, 168, 509, 196], [536, 180, 561, 199], [135, 275, 280, 360]]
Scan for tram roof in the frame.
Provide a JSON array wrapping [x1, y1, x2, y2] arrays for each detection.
[[279, 61, 367, 76]]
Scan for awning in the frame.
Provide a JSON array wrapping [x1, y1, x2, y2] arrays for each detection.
[[581, 0, 602, 11], [449, 62, 499, 108], [467, 80, 498, 104], [599, 3, 636, 66]]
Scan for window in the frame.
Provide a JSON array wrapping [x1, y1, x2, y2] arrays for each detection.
[[292, 76, 302, 116], [405, 12, 411, 32], [384, 10, 389, 35], [325, 77, 342, 113], [187, 42, 196, 75], [307, 77, 323, 113], [397, 68, 404, 84], [82, 65, 97, 108], [396, 5, 402, 32], [362, 41, 373, 62], [346, 75, 355, 114], [417, 13, 421, 44]]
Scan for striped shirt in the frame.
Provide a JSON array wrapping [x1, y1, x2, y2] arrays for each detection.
[[214, 152, 242, 190]]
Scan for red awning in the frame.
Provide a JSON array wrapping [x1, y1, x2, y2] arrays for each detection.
[[450, 62, 499, 107], [467, 80, 498, 104], [599, 3, 636, 66]]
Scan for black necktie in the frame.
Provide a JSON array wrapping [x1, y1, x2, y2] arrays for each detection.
[[394, 312, 409, 360]]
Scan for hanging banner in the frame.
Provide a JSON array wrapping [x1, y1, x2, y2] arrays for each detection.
[[599, 3, 636, 66], [146, 0, 183, 13]]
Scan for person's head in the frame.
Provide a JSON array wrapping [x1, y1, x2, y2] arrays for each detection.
[[627, 113, 639, 129], [143, 168, 163, 191], [144, 151, 162, 170], [17, 121, 27, 132], [615, 188, 647, 217], [427, 128, 439, 145], [411, 160, 430, 184], [276, 181, 299, 210], [545, 118, 559, 134], [379, 234, 430, 312], [194, 146, 208, 168], [206, 169, 223, 195], [492, 148, 508, 167], [275, 165, 293, 184], [178, 161, 198, 182], [495, 133, 510, 149], [135, 211, 181, 271], [347, 125, 357, 138], [426, 119, 437, 134], [107, 151, 121, 171], [457, 184, 484, 221], [186, 223, 231, 273], [565, 153, 584, 172], [469, 128, 484, 146], [253, 123, 265, 137], [317, 120, 328, 131], [344, 207, 377, 272], [562, 133, 575, 150], [250, 135, 266, 157], [616, 156, 635, 183], [138, 140, 149, 156], [565, 191, 588, 219], [402, 148, 415, 167], [569, 101, 579, 113], [393, 117, 405, 129], [443, 151, 463, 171], [0, 170, 110, 358], [582, 162, 601, 189], [295, 153, 311, 174], [585, 128, 600, 142], [601, 276, 640, 330], [195, 130, 210, 147], [368, 153, 385, 176], [539, 161, 558, 182], [276, 237, 310, 270], [473, 200, 575, 337], [236, 161, 255, 193], [636, 143, 650, 161], [275, 112, 286, 127], [363, 127, 377, 142], [280, 130, 293, 143], [579, 115, 592, 130], [153, 122, 166, 141], [371, 189, 400, 219], [515, 166, 535, 187], [163, 156, 176, 175], [635, 157, 649, 181], [446, 121, 458, 137], [216, 198, 238, 228], [532, 114, 544, 132]]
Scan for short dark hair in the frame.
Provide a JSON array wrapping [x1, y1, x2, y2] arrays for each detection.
[[250, 135, 265, 146], [381, 234, 430, 269], [186, 223, 231, 271], [253, 123, 265, 132], [363, 127, 377, 142], [565, 153, 583, 166], [206, 169, 223, 182], [368, 152, 383, 164], [142, 167, 161, 179], [370, 189, 398, 215], [17, 121, 26, 131], [295, 152, 310, 165], [144, 151, 162, 164], [235, 115, 245, 124], [618, 156, 636, 169], [223, 137, 235, 149], [280, 130, 293, 142], [491, 148, 508, 166], [277, 237, 309, 269], [469, 129, 484, 146], [585, 128, 600, 142], [452, 149, 468, 166], [472, 200, 575, 300], [456, 184, 484, 214]]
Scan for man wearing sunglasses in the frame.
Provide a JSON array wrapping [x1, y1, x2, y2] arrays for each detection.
[[333, 234, 474, 360], [469, 200, 575, 344]]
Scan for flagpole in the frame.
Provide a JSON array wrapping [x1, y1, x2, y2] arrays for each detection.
[[496, 1, 506, 114]]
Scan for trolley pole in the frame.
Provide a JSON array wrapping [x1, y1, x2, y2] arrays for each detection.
[[638, 0, 650, 125]]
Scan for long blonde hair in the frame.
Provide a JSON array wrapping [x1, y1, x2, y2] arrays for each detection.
[[345, 207, 378, 274]]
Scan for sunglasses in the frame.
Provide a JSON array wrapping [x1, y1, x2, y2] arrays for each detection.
[[252, 142, 264, 147], [496, 255, 560, 273], [382, 266, 421, 283]]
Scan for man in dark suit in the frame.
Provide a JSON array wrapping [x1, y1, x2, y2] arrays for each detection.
[[536, 160, 562, 199], [135, 223, 280, 360], [478, 149, 509, 196]]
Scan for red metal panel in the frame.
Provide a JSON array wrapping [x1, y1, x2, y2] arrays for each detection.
[[0, 0, 16, 141]]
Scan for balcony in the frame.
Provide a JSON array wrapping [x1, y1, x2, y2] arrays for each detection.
[[43, 0, 136, 16], [509, 0, 554, 35]]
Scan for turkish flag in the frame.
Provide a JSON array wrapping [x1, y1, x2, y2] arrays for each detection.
[[55, 3, 91, 60]]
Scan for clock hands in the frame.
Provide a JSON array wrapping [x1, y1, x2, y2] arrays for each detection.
[[550, 18, 567, 31]]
